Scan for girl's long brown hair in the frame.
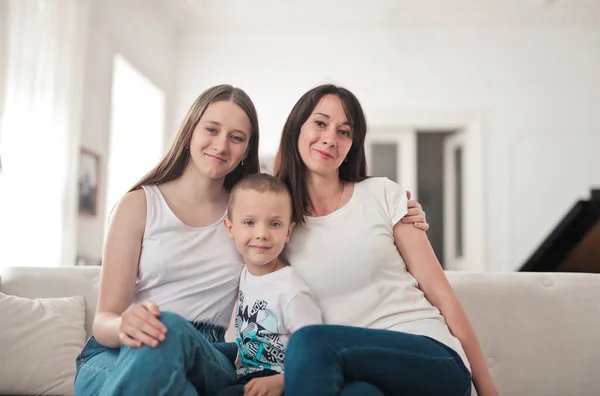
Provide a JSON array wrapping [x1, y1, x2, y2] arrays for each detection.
[[273, 84, 368, 224], [129, 84, 260, 193]]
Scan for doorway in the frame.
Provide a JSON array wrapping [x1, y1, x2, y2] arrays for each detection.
[[416, 131, 455, 267], [365, 118, 484, 272]]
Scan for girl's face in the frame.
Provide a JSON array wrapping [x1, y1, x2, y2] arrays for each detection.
[[297, 94, 354, 178], [189, 100, 251, 181]]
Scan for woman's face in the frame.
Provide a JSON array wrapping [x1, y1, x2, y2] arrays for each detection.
[[189, 100, 251, 180], [297, 94, 353, 178]]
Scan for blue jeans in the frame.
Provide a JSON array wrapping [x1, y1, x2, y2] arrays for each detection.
[[284, 325, 472, 396], [215, 369, 280, 396], [74, 311, 239, 396]]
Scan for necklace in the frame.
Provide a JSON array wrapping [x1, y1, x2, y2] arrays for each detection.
[[308, 181, 346, 216]]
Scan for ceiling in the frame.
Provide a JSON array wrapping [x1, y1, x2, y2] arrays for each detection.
[[160, 0, 600, 31]]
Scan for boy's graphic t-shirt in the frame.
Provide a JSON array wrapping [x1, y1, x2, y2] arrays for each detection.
[[235, 266, 322, 377]]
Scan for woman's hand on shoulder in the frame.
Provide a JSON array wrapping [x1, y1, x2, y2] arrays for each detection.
[[118, 301, 167, 348], [402, 190, 429, 231]]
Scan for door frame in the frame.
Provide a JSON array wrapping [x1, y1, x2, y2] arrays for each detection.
[[364, 127, 417, 197], [443, 131, 467, 272], [367, 113, 485, 272]]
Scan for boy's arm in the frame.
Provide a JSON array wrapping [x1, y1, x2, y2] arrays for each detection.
[[285, 290, 323, 334]]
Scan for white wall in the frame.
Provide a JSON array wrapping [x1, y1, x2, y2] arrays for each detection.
[[176, 22, 600, 272], [77, 0, 177, 260], [0, 0, 7, 126]]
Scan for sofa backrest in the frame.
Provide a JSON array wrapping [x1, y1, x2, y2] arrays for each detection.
[[1, 266, 100, 337], [445, 271, 600, 395], [1, 266, 599, 395]]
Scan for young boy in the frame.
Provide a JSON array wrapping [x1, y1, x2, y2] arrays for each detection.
[[219, 173, 323, 396]]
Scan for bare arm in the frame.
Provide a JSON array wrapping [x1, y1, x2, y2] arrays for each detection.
[[93, 190, 165, 348], [393, 221, 499, 396]]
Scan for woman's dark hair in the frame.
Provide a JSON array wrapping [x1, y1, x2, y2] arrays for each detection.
[[273, 84, 368, 224], [129, 84, 260, 192]]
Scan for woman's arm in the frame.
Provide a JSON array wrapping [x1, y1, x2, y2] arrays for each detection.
[[393, 221, 499, 396], [93, 190, 165, 348]]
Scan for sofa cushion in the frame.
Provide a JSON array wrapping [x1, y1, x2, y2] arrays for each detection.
[[0, 266, 100, 337], [0, 293, 86, 395], [446, 271, 600, 396]]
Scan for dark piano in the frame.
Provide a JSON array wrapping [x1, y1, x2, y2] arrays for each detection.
[[519, 188, 600, 273]]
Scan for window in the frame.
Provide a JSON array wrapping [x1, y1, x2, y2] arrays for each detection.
[[105, 55, 165, 223]]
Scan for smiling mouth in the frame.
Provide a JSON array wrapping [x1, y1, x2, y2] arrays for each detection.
[[250, 245, 271, 251], [314, 149, 335, 159], [205, 153, 227, 162]]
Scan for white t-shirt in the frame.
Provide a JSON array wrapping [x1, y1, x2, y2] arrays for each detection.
[[285, 177, 470, 370], [235, 266, 323, 377]]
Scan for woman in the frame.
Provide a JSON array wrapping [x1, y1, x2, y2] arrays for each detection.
[[276, 85, 499, 396], [74, 85, 258, 395], [73, 84, 428, 396]]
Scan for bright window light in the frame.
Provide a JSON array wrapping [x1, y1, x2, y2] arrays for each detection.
[[105, 54, 165, 224]]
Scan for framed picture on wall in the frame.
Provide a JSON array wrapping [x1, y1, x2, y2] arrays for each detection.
[[78, 148, 100, 216]]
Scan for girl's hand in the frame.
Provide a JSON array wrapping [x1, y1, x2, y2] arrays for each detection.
[[244, 374, 284, 396], [117, 301, 167, 348], [403, 190, 429, 231]]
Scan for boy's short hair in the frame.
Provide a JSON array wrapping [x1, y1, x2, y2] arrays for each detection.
[[228, 173, 294, 220]]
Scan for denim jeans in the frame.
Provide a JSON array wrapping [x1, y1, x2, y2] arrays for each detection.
[[284, 324, 472, 396], [215, 369, 280, 396], [74, 311, 238, 396]]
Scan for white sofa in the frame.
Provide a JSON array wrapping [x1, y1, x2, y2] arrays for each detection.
[[1, 266, 600, 395]]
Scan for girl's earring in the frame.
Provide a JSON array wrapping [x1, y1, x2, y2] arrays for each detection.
[[241, 159, 244, 166], [184, 145, 191, 165]]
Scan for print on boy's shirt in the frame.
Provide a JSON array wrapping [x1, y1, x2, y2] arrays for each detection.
[[235, 290, 286, 377]]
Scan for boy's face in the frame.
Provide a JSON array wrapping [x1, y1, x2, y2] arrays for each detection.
[[224, 189, 295, 268]]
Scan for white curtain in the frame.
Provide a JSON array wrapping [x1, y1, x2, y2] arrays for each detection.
[[0, 0, 90, 267]]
